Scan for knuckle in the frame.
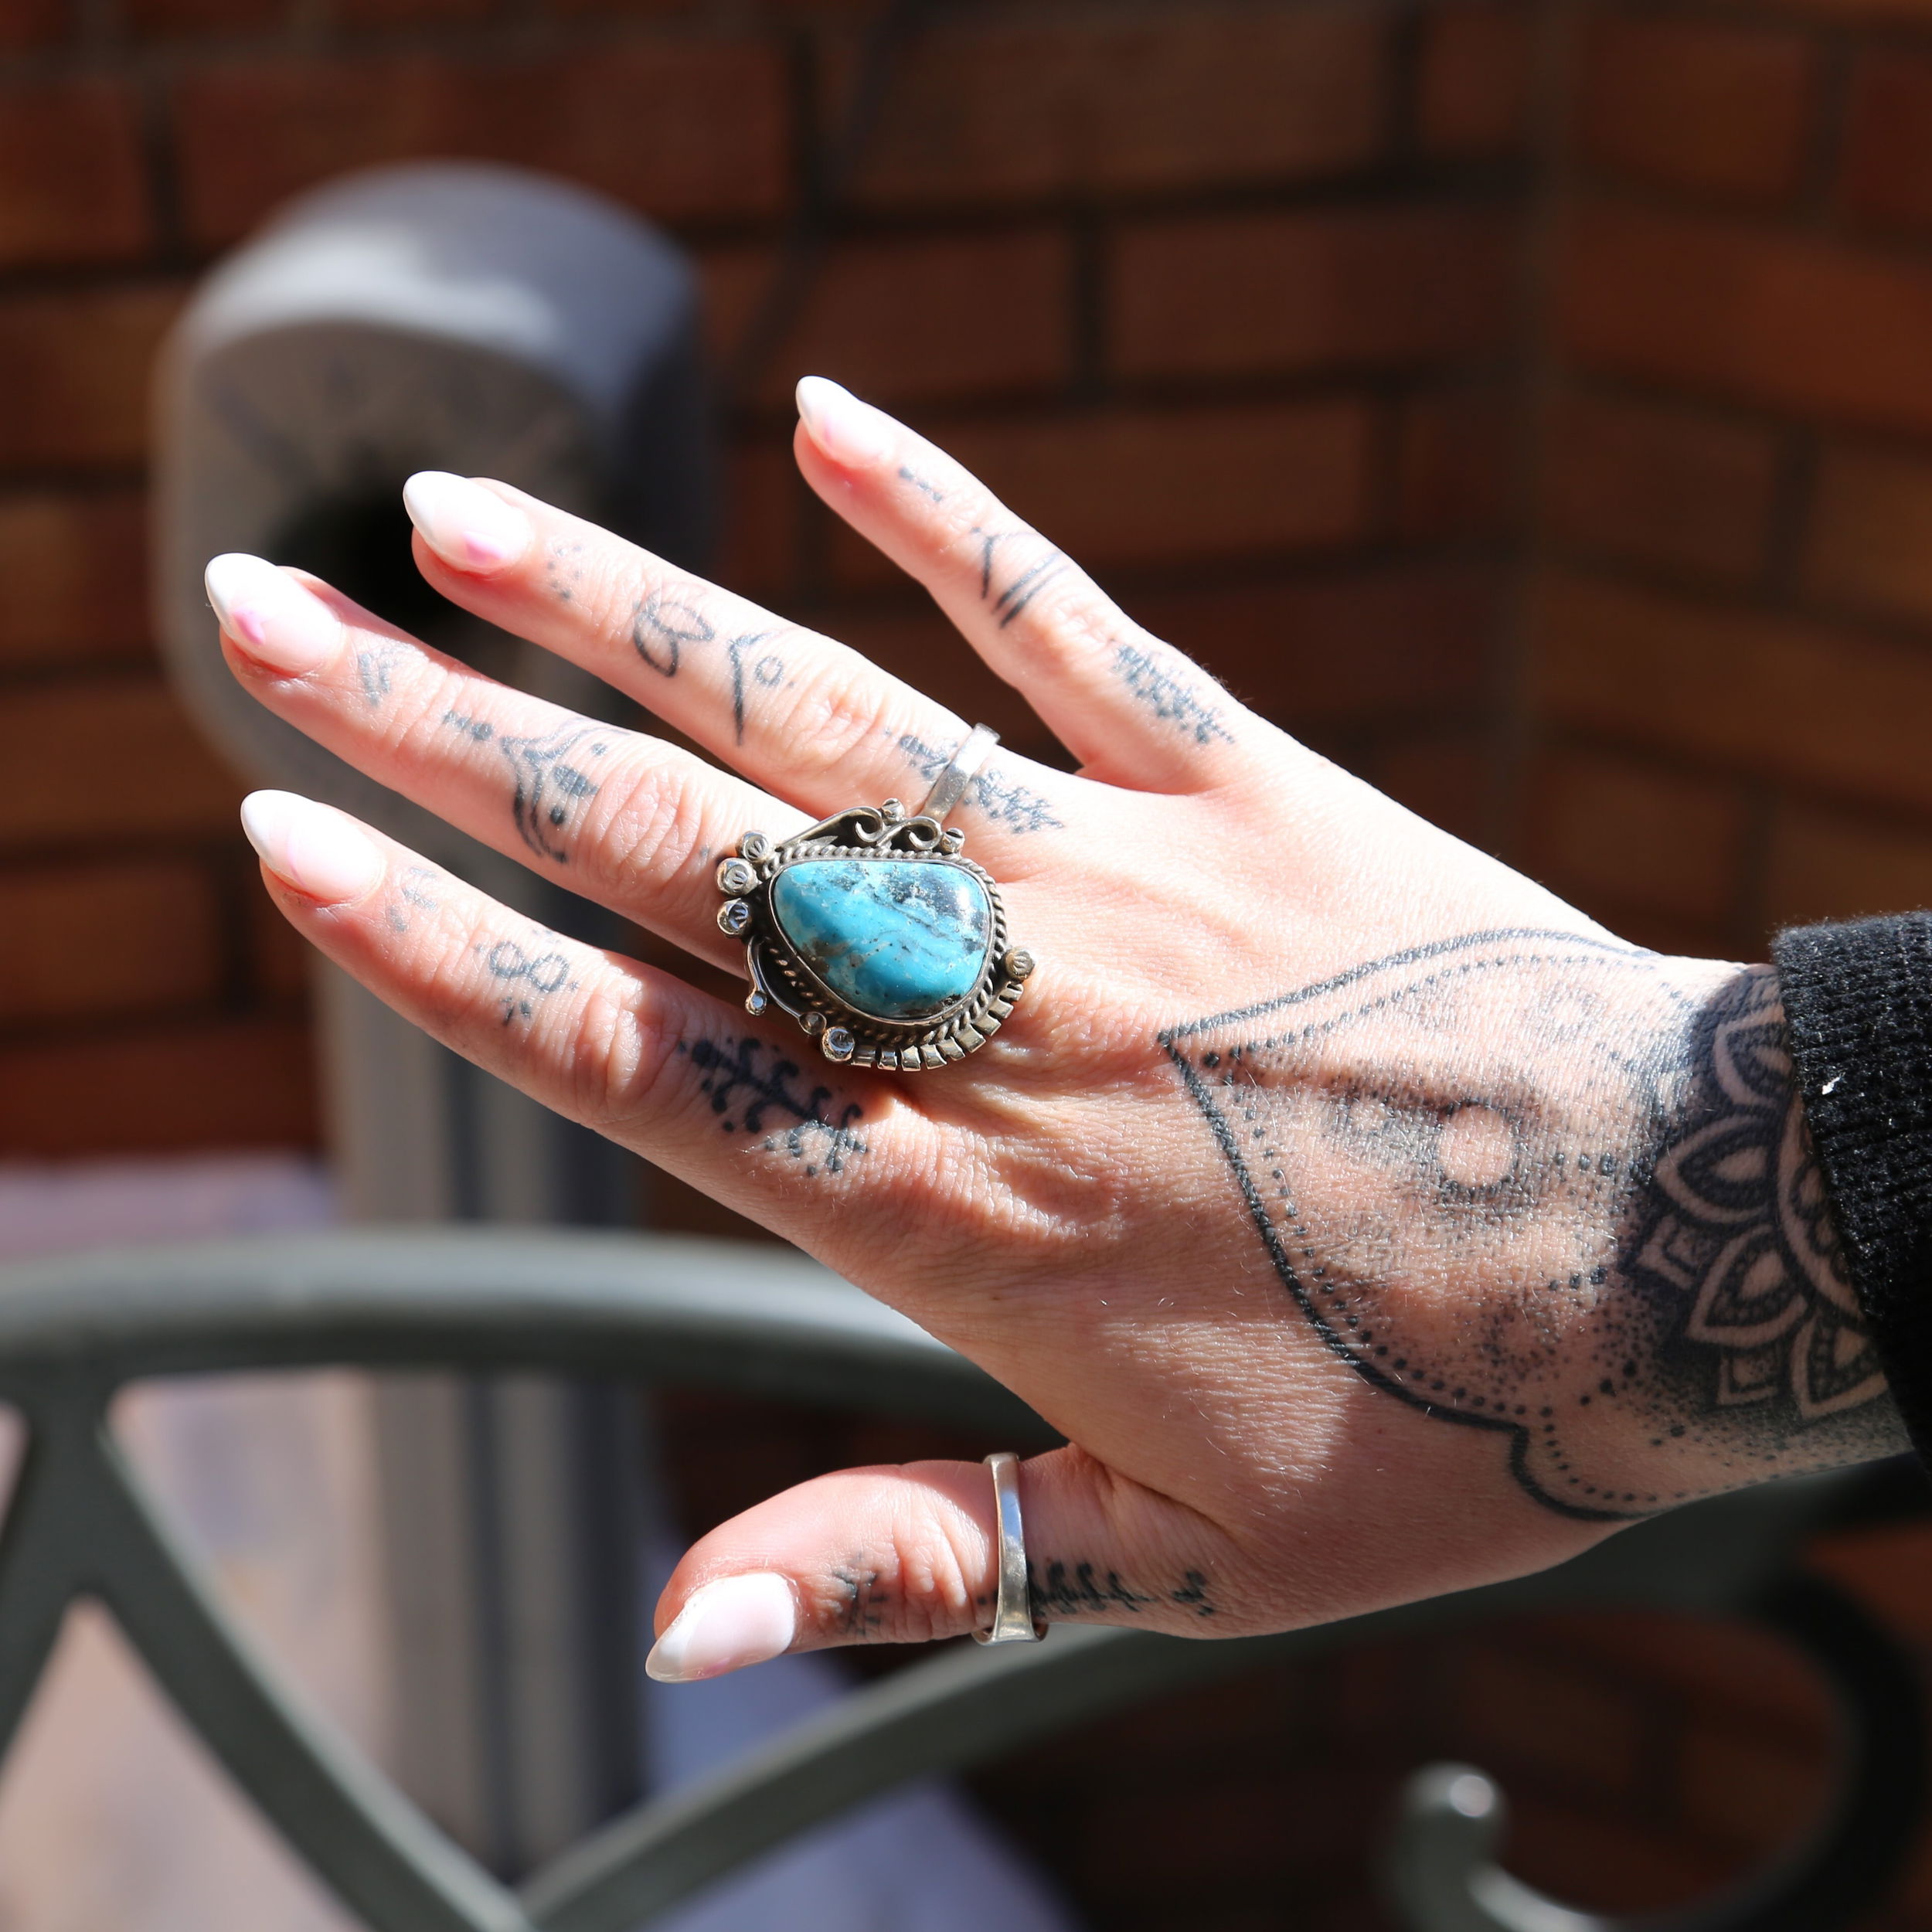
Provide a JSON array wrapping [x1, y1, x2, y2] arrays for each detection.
[[555, 974, 676, 1135], [775, 658, 902, 772], [593, 750, 713, 892]]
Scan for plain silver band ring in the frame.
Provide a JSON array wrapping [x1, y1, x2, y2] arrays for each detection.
[[973, 1450, 1046, 1644], [918, 723, 999, 826]]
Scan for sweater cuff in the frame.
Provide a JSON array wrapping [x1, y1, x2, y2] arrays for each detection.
[[1773, 913, 1932, 1471]]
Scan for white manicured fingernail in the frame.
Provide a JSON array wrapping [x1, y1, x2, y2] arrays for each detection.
[[796, 376, 898, 470], [645, 1572, 796, 1683], [403, 471, 531, 572], [206, 553, 342, 674], [240, 791, 384, 904]]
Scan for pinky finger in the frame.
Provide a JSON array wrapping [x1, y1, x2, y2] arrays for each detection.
[[645, 1448, 1240, 1681], [237, 790, 900, 1236]]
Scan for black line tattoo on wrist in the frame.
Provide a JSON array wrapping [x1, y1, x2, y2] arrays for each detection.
[[444, 713, 607, 864], [1114, 642, 1233, 746], [480, 934, 577, 1026], [633, 587, 714, 677], [679, 1035, 867, 1175], [898, 733, 1064, 834], [1165, 932, 1902, 1522]]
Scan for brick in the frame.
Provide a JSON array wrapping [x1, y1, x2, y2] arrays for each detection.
[[0, 679, 242, 852], [336, 0, 493, 23], [1579, 14, 1815, 205], [247, 872, 312, 1002], [816, 600, 1063, 756], [1419, 1, 1533, 156], [0, 859, 222, 1022], [1838, 46, 1932, 235], [1545, 389, 1782, 586], [1453, 1640, 1651, 1795], [1524, 747, 1747, 925], [1123, 562, 1502, 728], [0, 0, 66, 47], [1520, 1608, 1828, 1735], [1679, 1714, 1825, 1850], [1534, 571, 1932, 813], [702, 228, 1070, 409], [1805, 441, 1932, 623], [0, 1018, 315, 1157], [1811, 1521, 1932, 1641], [0, 78, 148, 269], [1396, 383, 1517, 539], [1114, 205, 1515, 381], [1764, 801, 1932, 927], [0, 492, 151, 669], [1561, 202, 1932, 436], [124, 0, 282, 32], [844, 8, 1389, 209], [828, 401, 1376, 586], [172, 39, 789, 248], [1367, 730, 1498, 848], [0, 285, 183, 471], [717, 437, 802, 603], [1500, 1791, 1728, 1913]]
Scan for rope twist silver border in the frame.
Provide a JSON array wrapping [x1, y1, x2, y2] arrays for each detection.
[[973, 1451, 1046, 1644]]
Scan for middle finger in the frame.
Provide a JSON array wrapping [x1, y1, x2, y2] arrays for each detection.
[[399, 473, 1075, 855]]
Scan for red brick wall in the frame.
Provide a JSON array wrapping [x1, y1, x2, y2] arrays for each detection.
[[14, 0, 1932, 1926], [1529, 0, 1932, 961], [0, 0, 1532, 1160]]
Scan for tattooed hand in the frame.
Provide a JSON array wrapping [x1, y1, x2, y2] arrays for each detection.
[[206, 378, 1902, 1688]]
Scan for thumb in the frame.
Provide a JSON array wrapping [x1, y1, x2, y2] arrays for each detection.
[[644, 1447, 1236, 1684]]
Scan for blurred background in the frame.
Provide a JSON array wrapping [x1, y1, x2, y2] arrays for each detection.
[[5, 0, 1932, 1927]]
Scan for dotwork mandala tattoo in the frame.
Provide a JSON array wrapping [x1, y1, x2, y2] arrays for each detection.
[[1631, 970, 1883, 1420], [679, 1035, 867, 1175], [1165, 931, 1900, 1522]]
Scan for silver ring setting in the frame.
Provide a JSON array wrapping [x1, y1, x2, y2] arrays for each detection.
[[973, 1451, 1046, 1645], [718, 725, 1036, 1070]]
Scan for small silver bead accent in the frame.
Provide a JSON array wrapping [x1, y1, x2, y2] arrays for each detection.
[[743, 988, 767, 1016], [716, 856, 757, 894], [740, 831, 771, 862], [718, 899, 752, 936], [880, 798, 906, 822], [1003, 947, 1036, 981], [821, 1027, 856, 1062]]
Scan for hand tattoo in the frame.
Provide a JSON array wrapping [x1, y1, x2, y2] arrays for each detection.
[[897, 733, 1064, 835], [446, 713, 607, 864], [679, 1035, 867, 1175], [481, 934, 577, 1026], [633, 587, 715, 677], [1166, 932, 1903, 1522], [1114, 642, 1233, 747]]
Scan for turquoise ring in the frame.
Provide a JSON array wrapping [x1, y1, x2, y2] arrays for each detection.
[[716, 725, 1035, 1070]]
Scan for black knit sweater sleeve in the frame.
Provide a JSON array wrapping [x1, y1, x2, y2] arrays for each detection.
[[1773, 913, 1932, 1470]]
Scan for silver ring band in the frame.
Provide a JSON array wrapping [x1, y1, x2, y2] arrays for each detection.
[[918, 723, 999, 826], [972, 1451, 1046, 1644]]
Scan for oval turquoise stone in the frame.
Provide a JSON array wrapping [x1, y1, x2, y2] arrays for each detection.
[[770, 858, 991, 1022]]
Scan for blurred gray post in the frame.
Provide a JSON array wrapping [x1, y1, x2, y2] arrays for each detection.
[[150, 162, 713, 1874]]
